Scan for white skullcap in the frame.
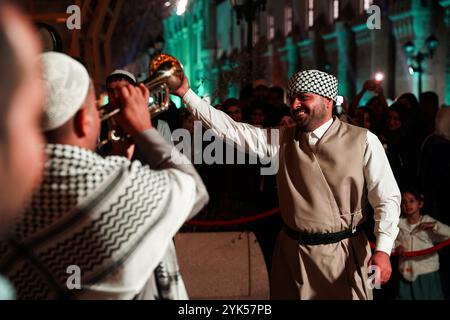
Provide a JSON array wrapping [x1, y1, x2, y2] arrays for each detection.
[[40, 52, 90, 131], [107, 69, 137, 84]]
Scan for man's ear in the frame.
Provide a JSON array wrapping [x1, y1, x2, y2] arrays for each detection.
[[73, 107, 89, 138], [325, 97, 334, 110]]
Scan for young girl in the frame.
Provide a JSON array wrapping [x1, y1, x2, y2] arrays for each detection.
[[395, 189, 450, 299]]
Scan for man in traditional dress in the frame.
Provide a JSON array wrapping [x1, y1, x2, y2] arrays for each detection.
[[0, 52, 208, 299], [103, 69, 184, 299], [172, 70, 401, 299]]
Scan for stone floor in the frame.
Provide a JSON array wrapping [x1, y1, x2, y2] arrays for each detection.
[[174, 232, 270, 300]]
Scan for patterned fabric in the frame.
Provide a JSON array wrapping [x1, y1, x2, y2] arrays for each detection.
[[287, 69, 338, 102], [154, 242, 188, 300], [0, 144, 174, 299]]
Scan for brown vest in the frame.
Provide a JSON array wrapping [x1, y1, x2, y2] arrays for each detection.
[[277, 117, 368, 233]]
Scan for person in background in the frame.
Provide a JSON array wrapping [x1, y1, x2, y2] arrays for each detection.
[[395, 189, 450, 300], [222, 98, 243, 123], [419, 106, 450, 298], [99, 69, 172, 156]]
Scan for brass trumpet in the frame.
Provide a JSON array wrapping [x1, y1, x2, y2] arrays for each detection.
[[98, 53, 184, 147]]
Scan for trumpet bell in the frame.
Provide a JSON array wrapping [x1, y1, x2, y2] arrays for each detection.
[[147, 53, 184, 92]]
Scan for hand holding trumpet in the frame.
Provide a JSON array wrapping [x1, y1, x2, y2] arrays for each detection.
[[112, 83, 152, 137]]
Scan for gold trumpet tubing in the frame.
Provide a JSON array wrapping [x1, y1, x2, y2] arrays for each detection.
[[143, 75, 170, 89], [99, 86, 166, 122], [100, 107, 121, 122]]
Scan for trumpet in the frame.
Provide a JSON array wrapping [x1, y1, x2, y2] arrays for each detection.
[[98, 53, 184, 147]]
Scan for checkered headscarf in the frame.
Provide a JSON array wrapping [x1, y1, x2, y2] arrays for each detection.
[[287, 70, 338, 102]]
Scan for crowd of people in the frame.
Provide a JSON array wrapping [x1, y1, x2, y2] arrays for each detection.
[[1, 0, 449, 300]]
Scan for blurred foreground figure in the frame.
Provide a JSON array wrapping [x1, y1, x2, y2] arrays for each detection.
[[0, 52, 208, 299], [0, 2, 45, 237], [0, 2, 45, 299]]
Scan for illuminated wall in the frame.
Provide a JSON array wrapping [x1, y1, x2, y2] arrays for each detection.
[[163, 0, 215, 104], [163, 0, 450, 105]]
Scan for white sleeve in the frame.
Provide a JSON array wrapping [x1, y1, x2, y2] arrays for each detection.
[[182, 89, 280, 160], [156, 119, 173, 144], [363, 131, 401, 255], [430, 217, 450, 242], [79, 169, 197, 300], [135, 128, 209, 219]]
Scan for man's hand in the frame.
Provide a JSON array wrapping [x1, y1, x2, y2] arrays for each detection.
[[114, 83, 152, 137], [369, 251, 392, 285], [171, 75, 190, 98]]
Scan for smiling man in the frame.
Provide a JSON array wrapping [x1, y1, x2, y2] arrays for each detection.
[[172, 69, 401, 300]]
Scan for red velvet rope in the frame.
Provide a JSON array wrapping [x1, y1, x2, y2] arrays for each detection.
[[370, 238, 450, 257], [186, 208, 450, 257], [186, 208, 281, 226]]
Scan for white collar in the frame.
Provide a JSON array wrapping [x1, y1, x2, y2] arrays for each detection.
[[310, 118, 334, 139]]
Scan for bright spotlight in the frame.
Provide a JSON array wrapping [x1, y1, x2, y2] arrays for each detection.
[[374, 72, 384, 82], [176, 0, 188, 15]]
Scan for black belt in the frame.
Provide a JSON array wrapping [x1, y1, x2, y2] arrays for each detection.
[[283, 224, 364, 245]]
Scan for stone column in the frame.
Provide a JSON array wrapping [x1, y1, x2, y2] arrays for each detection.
[[323, 22, 355, 100], [440, 0, 450, 105]]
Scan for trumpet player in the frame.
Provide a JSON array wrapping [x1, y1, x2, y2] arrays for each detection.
[[103, 69, 184, 300], [99, 69, 172, 157], [0, 52, 208, 299]]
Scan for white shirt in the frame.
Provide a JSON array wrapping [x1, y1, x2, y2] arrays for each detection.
[[182, 89, 401, 255], [396, 215, 450, 281], [307, 118, 333, 146], [156, 119, 172, 144]]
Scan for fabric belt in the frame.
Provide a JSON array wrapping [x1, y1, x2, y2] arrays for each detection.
[[283, 224, 364, 245]]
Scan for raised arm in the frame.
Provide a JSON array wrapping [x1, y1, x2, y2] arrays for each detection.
[[172, 77, 280, 160], [114, 83, 209, 217]]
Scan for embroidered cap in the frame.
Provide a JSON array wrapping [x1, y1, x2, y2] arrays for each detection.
[[106, 69, 137, 86], [287, 69, 338, 102], [40, 52, 91, 132]]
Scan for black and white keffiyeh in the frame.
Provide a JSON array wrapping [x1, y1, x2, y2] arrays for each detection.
[[287, 69, 338, 102], [0, 144, 186, 299]]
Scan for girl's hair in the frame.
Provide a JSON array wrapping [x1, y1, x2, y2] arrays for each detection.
[[402, 188, 424, 202]]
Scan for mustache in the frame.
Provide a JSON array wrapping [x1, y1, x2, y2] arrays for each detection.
[[292, 107, 310, 115]]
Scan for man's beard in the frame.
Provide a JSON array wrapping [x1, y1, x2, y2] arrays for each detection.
[[291, 103, 327, 132], [292, 108, 311, 131]]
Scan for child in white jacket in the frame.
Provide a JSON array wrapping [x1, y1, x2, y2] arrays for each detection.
[[395, 189, 450, 300]]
